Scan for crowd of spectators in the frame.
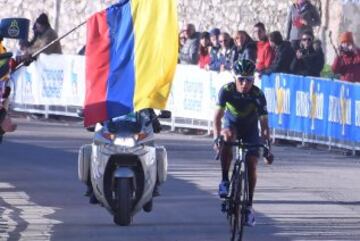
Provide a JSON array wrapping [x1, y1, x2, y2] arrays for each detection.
[[178, 0, 360, 83]]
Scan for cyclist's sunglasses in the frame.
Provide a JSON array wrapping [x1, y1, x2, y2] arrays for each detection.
[[235, 76, 254, 82]]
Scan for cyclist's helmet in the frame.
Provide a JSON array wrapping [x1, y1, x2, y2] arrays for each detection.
[[232, 59, 256, 77]]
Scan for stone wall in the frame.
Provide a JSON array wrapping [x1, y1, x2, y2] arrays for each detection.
[[0, 0, 359, 64]]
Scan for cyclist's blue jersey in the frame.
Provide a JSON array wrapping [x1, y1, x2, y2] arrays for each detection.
[[217, 82, 268, 128]]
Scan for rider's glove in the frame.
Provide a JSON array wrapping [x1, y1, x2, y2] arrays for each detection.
[[213, 136, 222, 147], [264, 139, 274, 165]]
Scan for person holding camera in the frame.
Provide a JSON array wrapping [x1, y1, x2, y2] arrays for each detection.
[[332, 32, 360, 83], [290, 31, 324, 77]]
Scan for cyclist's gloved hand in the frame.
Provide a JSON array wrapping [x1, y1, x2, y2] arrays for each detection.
[[213, 136, 223, 151], [264, 139, 274, 165], [264, 152, 274, 165]]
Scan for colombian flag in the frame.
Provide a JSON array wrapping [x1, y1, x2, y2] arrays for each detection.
[[84, 0, 178, 127]]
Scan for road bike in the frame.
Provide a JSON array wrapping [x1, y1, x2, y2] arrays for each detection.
[[216, 139, 269, 241]]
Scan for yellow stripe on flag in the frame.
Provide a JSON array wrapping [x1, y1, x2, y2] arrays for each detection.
[[131, 0, 179, 111]]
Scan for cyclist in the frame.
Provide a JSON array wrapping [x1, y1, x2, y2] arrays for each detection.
[[213, 58, 273, 226]]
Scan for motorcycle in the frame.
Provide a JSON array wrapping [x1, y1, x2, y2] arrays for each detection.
[[78, 109, 170, 226]]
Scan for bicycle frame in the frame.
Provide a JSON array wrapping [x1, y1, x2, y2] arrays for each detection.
[[218, 140, 268, 241]]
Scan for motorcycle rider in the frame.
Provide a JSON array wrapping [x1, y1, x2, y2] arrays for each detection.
[[213, 59, 273, 227]]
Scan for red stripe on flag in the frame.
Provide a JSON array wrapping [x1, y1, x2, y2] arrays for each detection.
[[84, 11, 110, 127]]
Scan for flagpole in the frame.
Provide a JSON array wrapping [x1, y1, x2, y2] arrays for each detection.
[[14, 20, 87, 72]]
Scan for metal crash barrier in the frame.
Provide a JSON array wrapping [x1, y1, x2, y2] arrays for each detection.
[[10, 54, 360, 152]]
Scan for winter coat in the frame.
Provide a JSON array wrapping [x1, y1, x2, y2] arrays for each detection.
[[231, 39, 257, 65], [179, 37, 199, 65], [198, 54, 210, 69], [285, 1, 321, 41], [332, 49, 360, 83], [26, 27, 62, 55], [262, 41, 295, 75], [256, 40, 274, 72], [290, 46, 325, 77], [209, 47, 233, 71]]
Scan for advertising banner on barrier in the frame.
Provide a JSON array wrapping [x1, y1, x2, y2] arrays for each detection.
[[167, 65, 233, 120], [12, 54, 85, 107], [262, 73, 360, 143]]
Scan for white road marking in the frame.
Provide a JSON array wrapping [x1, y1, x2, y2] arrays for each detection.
[[0, 182, 62, 241]]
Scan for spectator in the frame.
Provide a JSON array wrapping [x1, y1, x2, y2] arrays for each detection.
[[290, 31, 324, 77], [179, 23, 199, 65], [253, 22, 274, 73], [209, 28, 221, 49], [285, 0, 321, 50], [14, 39, 30, 61], [231, 30, 257, 65], [332, 32, 360, 83], [25, 13, 62, 55], [208, 28, 221, 69], [262, 31, 295, 75], [209, 32, 233, 72], [179, 30, 186, 53], [198, 32, 211, 69]]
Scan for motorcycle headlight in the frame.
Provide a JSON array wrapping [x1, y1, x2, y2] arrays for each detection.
[[113, 136, 136, 147]]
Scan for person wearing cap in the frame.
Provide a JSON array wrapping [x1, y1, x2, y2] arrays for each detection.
[[24, 13, 62, 56], [208, 28, 221, 71], [332, 32, 360, 83], [209, 28, 221, 55]]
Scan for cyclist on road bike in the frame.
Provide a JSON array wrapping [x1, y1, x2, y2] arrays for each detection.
[[213, 58, 273, 227]]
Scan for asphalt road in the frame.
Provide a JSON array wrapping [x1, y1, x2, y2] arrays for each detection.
[[0, 118, 360, 241]]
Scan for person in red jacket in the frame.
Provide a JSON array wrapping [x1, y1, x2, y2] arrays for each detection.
[[198, 31, 211, 69], [332, 32, 360, 83], [252, 22, 274, 73]]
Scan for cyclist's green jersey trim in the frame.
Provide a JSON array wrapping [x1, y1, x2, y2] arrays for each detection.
[[217, 82, 268, 123]]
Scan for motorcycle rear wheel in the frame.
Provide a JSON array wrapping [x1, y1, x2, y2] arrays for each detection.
[[113, 178, 132, 226]]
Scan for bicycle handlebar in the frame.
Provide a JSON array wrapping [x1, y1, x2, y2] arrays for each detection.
[[215, 138, 270, 160]]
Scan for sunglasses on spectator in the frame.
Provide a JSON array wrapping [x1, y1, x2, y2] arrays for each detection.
[[301, 38, 312, 42], [219, 39, 228, 43], [235, 76, 254, 82]]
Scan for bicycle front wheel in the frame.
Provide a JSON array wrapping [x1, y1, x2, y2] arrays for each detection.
[[229, 171, 243, 241]]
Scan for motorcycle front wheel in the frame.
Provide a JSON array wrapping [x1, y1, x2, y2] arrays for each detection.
[[113, 178, 132, 226]]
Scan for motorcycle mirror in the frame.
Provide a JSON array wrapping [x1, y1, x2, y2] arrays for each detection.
[[157, 110, 171, 119], [76, 108, 84, 118]]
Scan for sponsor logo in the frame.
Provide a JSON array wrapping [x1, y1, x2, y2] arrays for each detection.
[[7, 20, 20, 38], [328, 85, 351, 136]]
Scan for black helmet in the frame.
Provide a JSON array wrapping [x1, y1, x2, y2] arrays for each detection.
[[232, 59, 256, 77]]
